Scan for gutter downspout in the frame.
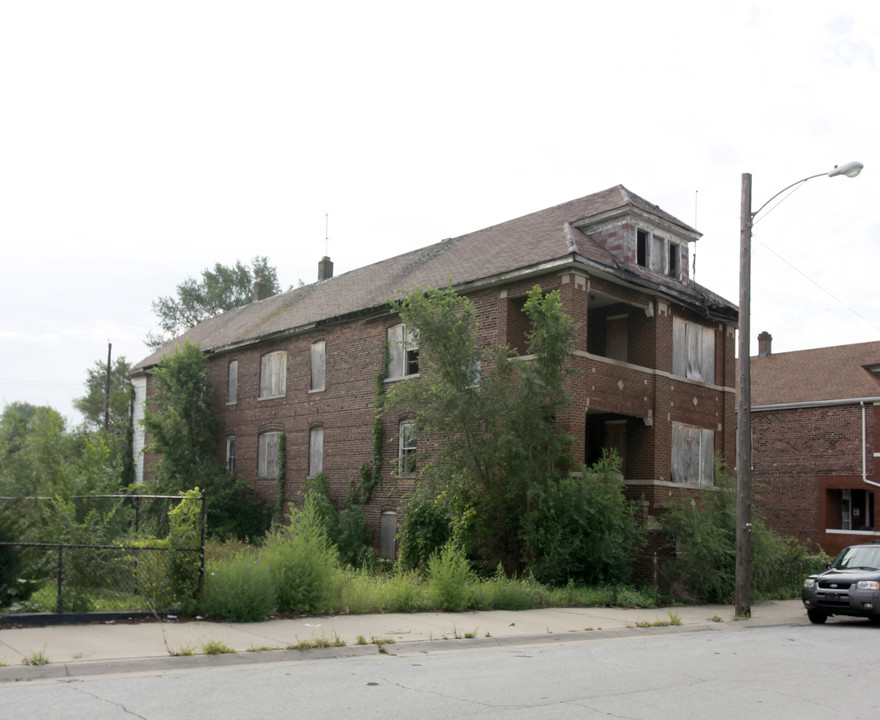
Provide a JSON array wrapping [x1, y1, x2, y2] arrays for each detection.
[[861, 401, 880, 489]]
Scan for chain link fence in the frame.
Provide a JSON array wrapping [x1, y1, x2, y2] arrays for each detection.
[[0, 493, 206, 616]]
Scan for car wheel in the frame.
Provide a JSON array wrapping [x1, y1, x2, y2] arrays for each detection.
[[807, 609, 828, 624], [868, 615, 880, 624]]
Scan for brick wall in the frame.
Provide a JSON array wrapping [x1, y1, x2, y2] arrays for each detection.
[[752, 403, 877, 550]]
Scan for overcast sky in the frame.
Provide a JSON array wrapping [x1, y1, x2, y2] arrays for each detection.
[[2, 1, 878, 423]]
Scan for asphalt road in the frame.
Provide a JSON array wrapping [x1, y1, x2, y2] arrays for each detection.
[[4, 622, 878, 719]]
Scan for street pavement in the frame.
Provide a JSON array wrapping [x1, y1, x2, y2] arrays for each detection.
[[0, 599, 808, 683]]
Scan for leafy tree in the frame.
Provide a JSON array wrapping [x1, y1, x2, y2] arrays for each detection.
[[0, 402, 77, 498], [73, 355, 134, 485], [141, 342, 270, 540], [74, 356, 132, 434], [147, 256, 281, 349], [385, 284, 578, 575]]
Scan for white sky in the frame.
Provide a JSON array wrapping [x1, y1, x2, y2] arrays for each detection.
[[2, 1, 879, 423]]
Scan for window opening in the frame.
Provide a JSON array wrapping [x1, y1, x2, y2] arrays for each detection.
[[309, 427, 324, 478], [398, 422, 417, 476], [227, 360, 238, 404]]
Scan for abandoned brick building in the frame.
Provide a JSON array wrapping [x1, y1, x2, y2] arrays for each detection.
[[750, 334, 880, 556], [132, 186, 739, 559]]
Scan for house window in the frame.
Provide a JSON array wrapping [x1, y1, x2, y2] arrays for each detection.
[[668, 242, 679, 278], [227, 360, 238, 405], [636, 229, 648, 267], [831, 488, 875, 531], [260, 351, 287, 399], [672, 317, 715, 383], [387, 324, 419, 380], [258, 431, 282, 479], [309, 427, 324, 478], [398, 421, 417, 476], [226, 436, 236, 474], [310, 341, 326, 392], [379, 511, 398, 560], [671, 422, 714, 485]]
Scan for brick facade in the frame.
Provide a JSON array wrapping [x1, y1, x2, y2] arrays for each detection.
[[133, 186, 739, 561]]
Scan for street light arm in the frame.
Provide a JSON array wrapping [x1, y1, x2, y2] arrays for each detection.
[[751, 161, 864, 220]]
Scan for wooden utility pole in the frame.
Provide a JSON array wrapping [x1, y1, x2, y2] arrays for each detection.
[[735, 173, 753, 618], [104, 341, 112, 432]]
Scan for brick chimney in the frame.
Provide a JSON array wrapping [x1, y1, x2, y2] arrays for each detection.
[[318, 256, 334, 281], [253, 277, 268, 301], [757, 331, 772, 357]]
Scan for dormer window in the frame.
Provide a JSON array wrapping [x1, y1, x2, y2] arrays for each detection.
[[668, 242, 679, 278], [636, 227, 682, 279], [637, 230, 648, 267]]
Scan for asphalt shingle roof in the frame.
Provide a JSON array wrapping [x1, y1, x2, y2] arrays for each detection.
[[134, 185, 735, 371], [750, 340, 880, 406]]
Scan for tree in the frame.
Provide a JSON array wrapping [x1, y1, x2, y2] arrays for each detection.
[[386, 285, 579, 575], [147, 256, 281, 349], [74, 356, 132, 434], [141, 342, 270, 540]]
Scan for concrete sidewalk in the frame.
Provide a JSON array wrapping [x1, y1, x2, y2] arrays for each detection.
[[0, 599, 808, 682]]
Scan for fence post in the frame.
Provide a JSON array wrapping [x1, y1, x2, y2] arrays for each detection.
[[56, 545, 64, 614]]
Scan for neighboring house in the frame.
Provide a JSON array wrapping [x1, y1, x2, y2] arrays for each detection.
[[750, 333, 880, 556], [132, 186, 738, 559]]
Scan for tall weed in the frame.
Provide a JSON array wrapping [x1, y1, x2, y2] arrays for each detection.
[[261, 501, 340, 614], [427, 541, 472, 612]]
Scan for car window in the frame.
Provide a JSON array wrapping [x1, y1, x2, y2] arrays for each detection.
[[833, 546, 880, 570]]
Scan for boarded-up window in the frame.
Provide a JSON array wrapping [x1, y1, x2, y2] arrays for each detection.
[[309, 427, 324, 478], [671, 422, 714, 485], [387, 324, 419, 380], [260, 351, 287, 399], [672, 317, 715, 383], [258, 431, 281, 479], [227, 360, 238, 404], [379, 512, 398, 560], [310, 341, 326, 392]]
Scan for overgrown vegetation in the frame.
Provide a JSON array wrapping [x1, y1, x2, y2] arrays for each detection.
[[141, 341, 271, 541], [386, 284, 581, 575], [660, 466, 827, 603]]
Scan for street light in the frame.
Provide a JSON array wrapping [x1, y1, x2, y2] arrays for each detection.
[[735, 161, 863, 618]]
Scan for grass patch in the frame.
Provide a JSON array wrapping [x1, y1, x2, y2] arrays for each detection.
[[200, 639, 235, 655], [21, 648, 49, 666], [287, 632, 345, 650]]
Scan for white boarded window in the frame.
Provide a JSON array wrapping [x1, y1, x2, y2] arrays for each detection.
[[672, 317, 715, 383], [671, 422, 714, 486], [398, 421, 417, 476], [227, 360, 238, 405], [310, 341, 326, 392], [258, 431, 281, 479], [380, 511, 398, 560], [260, 351, 287, 399], [387, 324, 419, 380], [309, 427, 324, 478]]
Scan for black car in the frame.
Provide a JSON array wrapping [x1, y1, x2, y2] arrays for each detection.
[[802, 542, 880, 624]]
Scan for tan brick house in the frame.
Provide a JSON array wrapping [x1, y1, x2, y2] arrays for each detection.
[[132, 186, 738, 558], [750, 334, 880, 556]]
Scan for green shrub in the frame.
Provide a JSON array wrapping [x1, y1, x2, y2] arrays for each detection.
[[427, 541, 472, 612], [261, 501, 340, 614], [528, 452, 643, 586], [199, 554, 275, 622], [397, 484, 452, 570], [661, 466, 819, 603]]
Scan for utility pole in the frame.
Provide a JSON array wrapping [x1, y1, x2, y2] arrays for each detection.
[[735, 174, 753, 618], [104, 341, 112, 432]]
